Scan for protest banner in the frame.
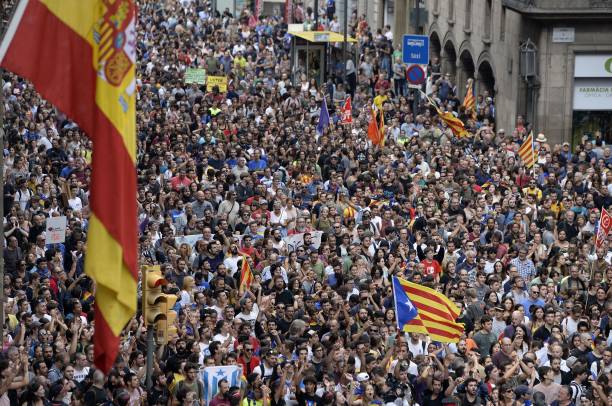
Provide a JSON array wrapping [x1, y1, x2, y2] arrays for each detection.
[[184, 68, 206, 84], [46, 216, 67, 244], [206, 75, 228, 92]]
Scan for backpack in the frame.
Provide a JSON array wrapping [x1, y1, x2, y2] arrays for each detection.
[[570, 381, 583, 402]]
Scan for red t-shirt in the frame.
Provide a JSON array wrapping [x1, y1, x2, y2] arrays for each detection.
[[421, 259, 442, 277]]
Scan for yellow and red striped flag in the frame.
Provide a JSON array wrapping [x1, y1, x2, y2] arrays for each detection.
[[393, 276, 464, 342], [462, 78, 476, 120], [518, 131, 536, 168], [439, 110, 469, 138], [239, 255, 253, 294], [1, 0, 138, 372], [422, 91, 469, 138]]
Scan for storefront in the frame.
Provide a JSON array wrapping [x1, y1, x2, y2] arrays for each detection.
[[572, 54, 612, 145], [289, 30, 357, 86]]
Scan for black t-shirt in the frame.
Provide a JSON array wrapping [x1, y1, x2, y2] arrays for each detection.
[[296, 391, 324, 406], [84, 386, 109, 405], [422, 391, 444, 406], [459, 393, 481, 406], [276, 316, 292, 334], [148, 386, 170, 406]]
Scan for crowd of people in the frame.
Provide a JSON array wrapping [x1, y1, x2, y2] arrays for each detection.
[[1, 0, 612, 405]]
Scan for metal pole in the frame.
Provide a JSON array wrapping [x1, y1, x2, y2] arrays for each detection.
[[314, 0, 319, 30], [412, 0, 421, 115], [145, 327, 154, 390], [343, 0, 348, 84], [415, 0, 420, 34]]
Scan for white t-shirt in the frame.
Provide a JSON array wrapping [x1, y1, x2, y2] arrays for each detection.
[[68, 196, 83, 211], [179, 290, 193, 308], [224, 256, 241, 277], [73, 366, 90, 383], [269, 210, 287, 227], [407, 339, 426, 357], [562, 316, 579, 335], [253, 362, 274, 379], [236, 303, 259, 330]]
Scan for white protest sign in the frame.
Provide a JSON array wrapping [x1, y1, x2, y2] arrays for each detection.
[[45, 216, 67, 245]]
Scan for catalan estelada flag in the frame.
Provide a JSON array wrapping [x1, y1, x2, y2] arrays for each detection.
[[392, 276, 463, 342], [239, 256, 253, 294], [518, 131, 536, 168], [1, 0, 138, 372]]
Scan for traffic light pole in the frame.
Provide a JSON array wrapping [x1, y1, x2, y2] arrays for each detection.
[[145, 326, 154, 389], [342, 0, 348, 84]]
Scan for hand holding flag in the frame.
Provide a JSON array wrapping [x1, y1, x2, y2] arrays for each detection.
[[421, 91, 469, 138]]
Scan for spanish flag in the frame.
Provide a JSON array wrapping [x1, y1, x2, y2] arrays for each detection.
[[393, 276, 463, 342], [1, 0, 138, 372], [239, 256, 253, 294]]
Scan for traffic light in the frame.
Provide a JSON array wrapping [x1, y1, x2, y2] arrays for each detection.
[[156, 295, 178, 345], [142, 265, 168, 326], [141, 266, 178, 344]]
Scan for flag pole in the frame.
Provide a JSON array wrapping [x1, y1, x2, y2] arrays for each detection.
[[531, 138, 536, 178], [392, 277, 402, 332]]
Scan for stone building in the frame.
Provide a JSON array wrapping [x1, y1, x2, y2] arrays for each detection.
[[420, 0, 612, 145]]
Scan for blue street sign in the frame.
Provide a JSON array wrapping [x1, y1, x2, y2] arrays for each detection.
[[402, 34, 429, 65]]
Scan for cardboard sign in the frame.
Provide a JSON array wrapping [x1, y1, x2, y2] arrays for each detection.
[[206, 75, 228, 92]]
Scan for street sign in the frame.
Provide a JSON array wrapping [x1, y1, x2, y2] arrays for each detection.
[[406, 64, 426, 85], [402, 34, 429, 65]]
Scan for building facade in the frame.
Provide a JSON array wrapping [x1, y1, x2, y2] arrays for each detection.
[[504, 0, 612, 146], [419, 0, 612, 145]]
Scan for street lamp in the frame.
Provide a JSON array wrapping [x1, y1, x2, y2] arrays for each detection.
[[519, 39, 540, 131]]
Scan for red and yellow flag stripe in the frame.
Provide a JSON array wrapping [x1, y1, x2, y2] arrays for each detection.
[[395, 277, 464, 342], [239, 255, 253, 294], [1, 0, 137, 372], [518, 131, 536, 168]]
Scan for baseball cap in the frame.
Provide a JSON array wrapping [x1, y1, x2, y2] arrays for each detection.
[[514, 385, 531, 397]]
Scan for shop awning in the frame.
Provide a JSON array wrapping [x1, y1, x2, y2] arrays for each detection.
[[289, 31, 357, 43]]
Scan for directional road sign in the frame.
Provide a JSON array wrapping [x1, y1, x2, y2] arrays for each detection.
[[402, 34, 429, 65]]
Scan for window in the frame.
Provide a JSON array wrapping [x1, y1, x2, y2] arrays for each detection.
[[484, 0, 492, 39], [465, 0, 472, 30], [500, 6, 506, 41]]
